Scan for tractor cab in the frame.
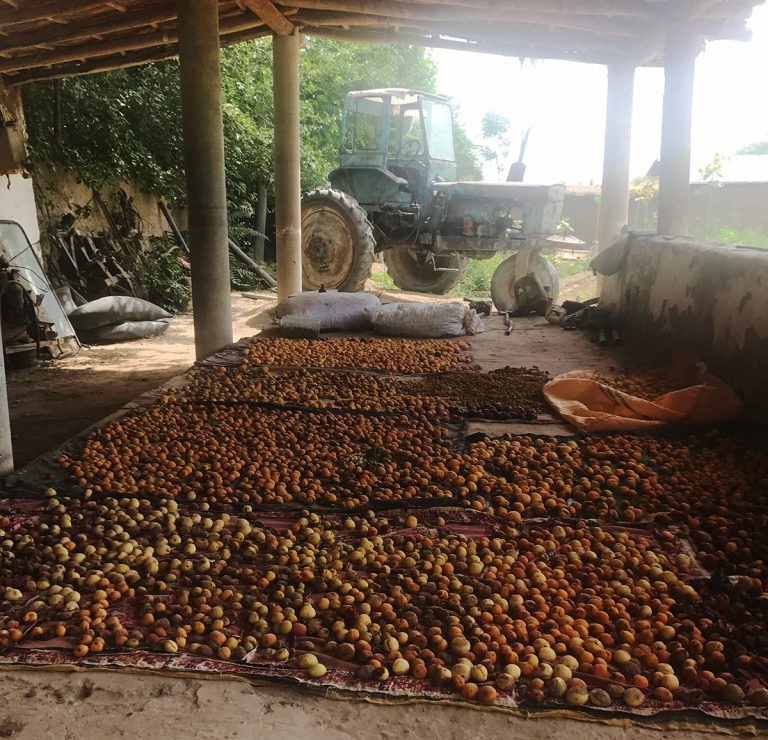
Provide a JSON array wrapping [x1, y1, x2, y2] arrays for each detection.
[[330, 89, 456, 217]]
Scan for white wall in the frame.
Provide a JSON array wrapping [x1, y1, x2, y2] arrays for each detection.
[[0, 173, 40, 247]]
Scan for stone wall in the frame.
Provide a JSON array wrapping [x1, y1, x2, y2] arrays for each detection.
[[563, 183, 768, 246], [599, 235, 768, 418], [33, 166, 184, 240]]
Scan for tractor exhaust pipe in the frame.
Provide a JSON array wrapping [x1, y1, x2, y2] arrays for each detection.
[[506, 126, 532, 183]]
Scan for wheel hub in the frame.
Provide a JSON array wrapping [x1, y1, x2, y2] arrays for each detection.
[[307, 236, 332, 268], [301, 207, 355, 290]]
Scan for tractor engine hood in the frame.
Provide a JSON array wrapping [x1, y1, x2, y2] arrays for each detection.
[[432, 181, 565, 204]]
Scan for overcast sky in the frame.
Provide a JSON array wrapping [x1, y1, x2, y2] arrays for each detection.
[[434, 4, 768, 185]]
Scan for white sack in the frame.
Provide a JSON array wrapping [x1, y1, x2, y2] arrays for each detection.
[[69, 296, 172, 331], [368, 301, 485, 338], [273, 291, 380, 331], [83, 318, 172, 343]]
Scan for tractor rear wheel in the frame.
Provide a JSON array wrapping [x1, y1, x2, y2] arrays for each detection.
[[490, 252, 559, 312], [301, 189, 375, 292], [383, 248, 468, 294]]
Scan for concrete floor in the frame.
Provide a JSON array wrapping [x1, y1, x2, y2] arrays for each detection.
[[0, 670, 748, 739], [1, 292, 742, 740]]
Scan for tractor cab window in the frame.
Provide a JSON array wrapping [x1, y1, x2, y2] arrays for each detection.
[[343, 96, 385, 152], [388, 102, 425, 160], [421, 99, 455, 162]]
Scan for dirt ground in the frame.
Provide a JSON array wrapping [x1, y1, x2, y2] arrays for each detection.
[[1, 289, 741, 740], [6, 278, 598, 468], [560, 268, 599, 303], [7, 294, 276, 468], [0, 669, 749, 740]]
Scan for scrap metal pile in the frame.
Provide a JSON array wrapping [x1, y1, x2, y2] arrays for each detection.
[[1, 336, 768, 722]]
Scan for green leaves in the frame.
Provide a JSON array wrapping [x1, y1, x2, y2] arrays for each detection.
[[23, 38, 437, 241]]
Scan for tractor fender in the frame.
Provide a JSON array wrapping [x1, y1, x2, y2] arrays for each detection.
[[328, 167, 411, 211]]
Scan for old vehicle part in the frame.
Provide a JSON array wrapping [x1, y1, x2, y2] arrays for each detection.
[[0, 221, 79, 361], [490, 251, 559, 313], [383, 248, 467, 294], [301, 189, 375, 292], [503, 311, 514, 334]]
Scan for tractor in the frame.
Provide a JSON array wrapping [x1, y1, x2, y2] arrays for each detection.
[[300, 89, 566, 312]]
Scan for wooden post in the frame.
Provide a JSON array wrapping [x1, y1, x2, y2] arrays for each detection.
[[273, 31, 302, 300], [254, 179, 267, 263], [657, 31, 700, 236], [177, 0, 233, 359], [0, 279, 13, 476], [597, 62, 635, 252], [0, 350, 12, 476]]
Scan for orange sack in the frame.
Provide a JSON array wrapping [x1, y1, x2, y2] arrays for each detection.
[[543, 353, 743, 432]]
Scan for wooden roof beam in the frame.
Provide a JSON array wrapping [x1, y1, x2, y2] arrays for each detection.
[[308, 18, 634, 53], [0, 0, 109, 28], [4, 25, 272, 86], [632, 0, 753, 64], [289, 5, 644, 35], [240, 0, 295, 35], [0, 13, 266, 74], [283, 0, 654, 17], [0, 5, 178, 55], [303, 25, 619, 64]]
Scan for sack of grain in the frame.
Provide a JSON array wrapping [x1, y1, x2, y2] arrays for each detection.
[[273, 291, 380, 331]]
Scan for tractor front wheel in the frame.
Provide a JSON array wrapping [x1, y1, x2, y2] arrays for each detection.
[[383, 248, 468, 295], [490, 252, 559, 312], [301, 189, 375, 292]]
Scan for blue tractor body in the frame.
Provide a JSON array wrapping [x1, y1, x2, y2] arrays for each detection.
[[300, 88, 566, 309]]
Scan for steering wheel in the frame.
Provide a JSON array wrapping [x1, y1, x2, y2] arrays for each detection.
[[400, 138, 422, 158]]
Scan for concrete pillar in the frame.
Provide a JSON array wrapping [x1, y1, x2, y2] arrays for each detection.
[[273, 31, 302, 300], [254, 179, 267, 263], [597, 62, 635, 253], [657, 32, 700, 236], [177, 0, 233, 359]]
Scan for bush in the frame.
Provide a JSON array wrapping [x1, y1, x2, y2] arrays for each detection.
[[138, 238, 191, 313]]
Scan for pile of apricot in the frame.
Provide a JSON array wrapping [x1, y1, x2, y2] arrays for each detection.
[[241, 337, 474, 374], [58, 403, 458, 508], [1, 499, 766, 710], [8, 333, 768, 714], [166, 366, 450, 420]]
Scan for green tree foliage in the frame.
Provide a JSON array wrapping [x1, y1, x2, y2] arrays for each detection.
[[23, 38, 438, 217], [479, 111, 513, 181], [452, 111, 482, 181], [24, 61, 186, 200], [737, 140, 768, 155]]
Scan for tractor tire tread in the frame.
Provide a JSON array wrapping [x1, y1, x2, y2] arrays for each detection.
[[301, 188, 375, 292]]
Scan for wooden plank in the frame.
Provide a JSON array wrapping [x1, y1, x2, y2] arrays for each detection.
[[303, 25, 621, 65], [6, 26, 272, 84], [279, 0, 654, 17], [0, 12, 265, 74], [0, 0, 108, 28], [286, 0, 646, 36], [240, 0, 295, 35], [288, 2, 645, 34], [0, 4, 178, 54], [299, 15, 634, 53], [3, 24, 271, 84]]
